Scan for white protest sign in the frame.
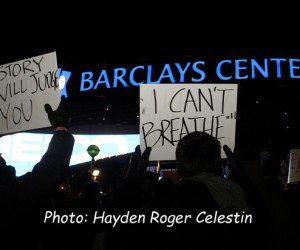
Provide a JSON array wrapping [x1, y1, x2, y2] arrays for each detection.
[[288, 149, 300, 183], [140, 84, 238, 161], [0, 52, 61, 135]]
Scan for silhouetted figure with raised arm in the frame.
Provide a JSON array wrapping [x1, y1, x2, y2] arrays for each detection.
[[0, 95, 74, 250]]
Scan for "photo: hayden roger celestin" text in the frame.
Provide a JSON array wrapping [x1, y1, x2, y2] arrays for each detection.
[[44, 210, 253, 227]]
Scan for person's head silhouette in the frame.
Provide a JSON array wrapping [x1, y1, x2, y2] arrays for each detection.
[[176, 131, 222, 178]]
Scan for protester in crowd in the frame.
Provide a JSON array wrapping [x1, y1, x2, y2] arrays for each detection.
[[168, 131, 259, 249], [0, 153, 16, 185], [257, 149, 300, 250], [224, 144, 300, 250], [102, 145, 153, 250], [102, 132, 273, 250], [0, 95, 75, 250]]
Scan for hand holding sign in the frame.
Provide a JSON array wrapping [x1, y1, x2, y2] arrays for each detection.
[[125, 145, 152, 184], [44, 95, 72, 130]]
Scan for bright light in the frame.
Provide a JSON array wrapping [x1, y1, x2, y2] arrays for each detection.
[[59, 75, 66, 90], [92, 169, 100, 177]]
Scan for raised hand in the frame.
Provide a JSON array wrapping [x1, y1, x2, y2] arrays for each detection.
[[44, 95, 72, 129]]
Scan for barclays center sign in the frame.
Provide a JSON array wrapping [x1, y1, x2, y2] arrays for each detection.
[[59, 57, 300, 97]]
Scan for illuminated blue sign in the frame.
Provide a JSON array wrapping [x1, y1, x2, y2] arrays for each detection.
[[59, 57, 300, 97]]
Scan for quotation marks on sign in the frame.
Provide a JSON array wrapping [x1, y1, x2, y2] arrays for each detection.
[[226, 112, 236, 119]]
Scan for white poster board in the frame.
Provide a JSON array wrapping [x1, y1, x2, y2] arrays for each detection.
[[140, 84, 238, 161], [288, 149, 300, 183], [0, 52, 61, 135]]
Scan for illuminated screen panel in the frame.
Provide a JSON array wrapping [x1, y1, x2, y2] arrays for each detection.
[[0, 133, 140, 176]]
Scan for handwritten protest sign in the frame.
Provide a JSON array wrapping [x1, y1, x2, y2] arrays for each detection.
[[140, 84, 238, 161], [0, 52, 61, 135], [288, 149, 300, 183]]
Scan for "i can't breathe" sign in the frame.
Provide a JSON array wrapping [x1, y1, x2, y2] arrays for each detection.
[[139, 83, 238, 161]]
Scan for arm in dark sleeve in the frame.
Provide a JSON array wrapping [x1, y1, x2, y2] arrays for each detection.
[[0, 130, 74, 227], [32, 130, 75, 184]]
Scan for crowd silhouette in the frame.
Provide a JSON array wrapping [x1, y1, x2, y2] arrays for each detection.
[[0, 96, 300, 250]]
